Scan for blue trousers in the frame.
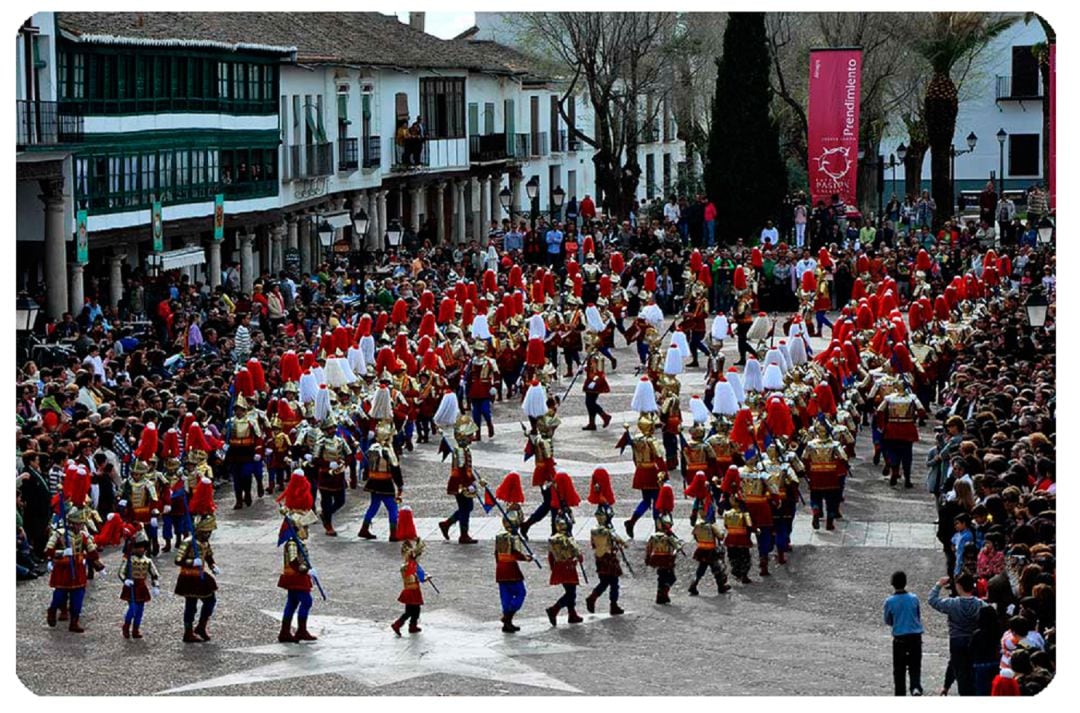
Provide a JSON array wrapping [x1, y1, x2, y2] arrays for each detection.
[[555, 583, 577, 609], [183, 595, 216, 625], [662, 432, 678, 467], [50, 588, 85, 616], [231, 461, 258, 500], [499, 581, 527, 615], [320, 488, 346, 525], [884, 440, 915, 479], [472, 398, 493, 429], [689, 331, 707, 363], [526, 484, 552, 527], [774, 517, 793, 553], [815, 310, 833, 332], [599, 346, 617, 367], [706, 220, 716, 247], [364, 493, 399, 525], [632, 488, 658, 519], [164, 511, 190, 541], [124, 600, 146, 626], [590, 575, 620, 603], [446, 493, 473, 531], [810, 490, 842, 518], [756, 526, 775, 558], [283, 590, 313, 622], [637, 341, 649, 365]]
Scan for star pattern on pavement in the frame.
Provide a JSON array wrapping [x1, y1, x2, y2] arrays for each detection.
[[159, 608, 628, 694]]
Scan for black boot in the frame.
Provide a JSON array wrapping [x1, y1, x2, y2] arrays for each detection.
[[688, 580, 700, 596], [546, 605, 559, 626], [585, 593, 597, 614], [624, 515, 638, 539]]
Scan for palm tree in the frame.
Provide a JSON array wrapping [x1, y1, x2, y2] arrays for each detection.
[[914, 13, 1014, 229]]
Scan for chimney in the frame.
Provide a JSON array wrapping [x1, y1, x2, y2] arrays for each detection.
[[409, 12, 425, 33]]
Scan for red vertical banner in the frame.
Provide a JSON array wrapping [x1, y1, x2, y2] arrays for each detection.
[[807, 48, 863, 208], [1049, 42, 1055, 211]]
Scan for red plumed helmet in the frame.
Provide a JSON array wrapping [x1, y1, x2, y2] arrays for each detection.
[[247, 358, 268, 392], [422, 350, 440, 373], [644, 268, 657, 293], [583, 235, 595, 255], [851, 277, 867, 301], [509, 264, 524, 290], [880, 290, 898, 317], [984, 249, 999, 267], [684, 471, 711, 501], [484, 269, 497, 294], [134, 422, 159, 462], [610, 251, 625, 275], [690, 249, 703, 273], [549, 471, 582, 509], [495, 472, 527, 504], [765, 395, 795, 437], [566, 259, 580, 279], [599, 274, 612, 298], [461, 300, 475, 329], [420, 290, 435, 313], [697, 264, 713, 287], [587, 468, 616, 505], [807, 395, 820, 419], [374, 311, 389, 337], [733, 266, 747, 291], [729, 408, 756, 451], [856, 303, 875, 330], [801, 270, 817, 293], [277, 472, 314, 512], [818, 247, 833, 269], [868, 294, 881, 320], [464, 281, 476, 304], [655, 483, 676, 514], [526, 337, 546, 367], [395, 332, 409, 359], [185, 423, 212, 453], [998, 256, 1012, 277], [318, 331, 336, 358], [235, 368, 255, 398], [751, 247, 764, 269], [512, 291, 525, 316], [843, 340, 860, 373], [455, 281, 469, 304], [814, 382, 837, 416], [531, 279, 545, 304], [396, 507, 419, 541], [891, 343, 915, 374], [188, 477, 216, 516], [944, 285, 958, 309], [983, 265, 1000, 287], [62, 465, 92, 508], [438, 297, 457, 325], [916, 249, 932, 273], [856, 254, 870, 274], [93, 512, 127, 546], [418, 312, 437, 339], [908, 302, 924, 332], [935, 295, 950, 321], [280, 350, 302, 383], [276, 399, 298, 424], [534, 266, 547, 283], [355, 314, 373, 340], [391, 298, 409, 325], [572, 274, 583, 298], [161, 429, 180, 460], [375, 347, 398, 376], [543, 271, 556, 297]]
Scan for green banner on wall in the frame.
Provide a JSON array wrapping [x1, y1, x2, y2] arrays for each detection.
[[152, 200, 163, 252], [75, 209, 88, 264], [214, 193, 225, 241]]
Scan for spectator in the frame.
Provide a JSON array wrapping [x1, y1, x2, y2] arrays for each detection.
[[929, 572, 985, 696], [883, 570, 923, 696]]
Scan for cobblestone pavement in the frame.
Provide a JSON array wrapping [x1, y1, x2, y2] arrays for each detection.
[[16, 320, 953, 696]]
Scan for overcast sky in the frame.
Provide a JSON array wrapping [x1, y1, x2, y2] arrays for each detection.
[[391, 11, 476, 39]]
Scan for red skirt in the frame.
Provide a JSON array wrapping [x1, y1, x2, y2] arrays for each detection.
[[532, 459, 556, 487], [48, 556, 88, 589], [398, 586, 424, 606], [743, 496, 774, 528], [277, 571, 312, 592], [121, 580, 152, 603], [633, 463, 662, 491], [175, 568, 218, 598], [548, 557, 580, 586], [595, 552, 623, 578]]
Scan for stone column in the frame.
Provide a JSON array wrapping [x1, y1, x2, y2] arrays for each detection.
[[376, 190, 388, 251], [409, 186, 423, 233], [490, 175, 501, 223], [184, 235, 202, 284], [240, 233, 255, 295], [286, 214, 299, 251], [69, 263, 84, 317], [208, 240, 222, 288], [454, 179, 467, 244], [510, 174, 523, 224], [109, 253, 125, 309], [435, 181, 447, 244], [299, 217, 312, 275], [480, 176, 492, 244], [39, 179, 68, 320], [271, 223, 285, 273], [470, 176, 483, 242], [351, 191, 367, 251]]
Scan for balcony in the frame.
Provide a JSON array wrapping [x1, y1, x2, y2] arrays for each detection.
[[16, 100, 83, 150], [222, 179, 278, 201], [288, 143, 333, 180], [338, 138, 358, 172], [551, 129, 567, 153], [389, 136, 467, 173], [529, 131, 549, 158], [469, 133, 509, 162], [510, 133, 532, 160], [996, 75, 1043, 102], [362, 135, 381, 169]]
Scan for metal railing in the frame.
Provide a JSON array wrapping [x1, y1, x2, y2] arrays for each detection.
[[338, 137, 359, 171], [362, 135, 381, 169], [389, 137, 468, 172], [511, 133, 531, 159], [529, 131, 549, 157], [996, 75, 1043, 100], [289, 143, 333, 179], [222, 179, 278, 201], [469, 132, 509, 162], [16, 100, 83, 148]]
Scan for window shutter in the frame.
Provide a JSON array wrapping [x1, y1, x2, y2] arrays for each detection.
[[468, 103, 479, 136], [316, 102, 327, 143], [338, 94, 349, 122], [306, 103, 317, 142]]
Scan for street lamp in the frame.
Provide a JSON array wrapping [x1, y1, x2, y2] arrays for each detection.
[[1037, 216, 1054, 246], [896, 143, 908, 201], [551, 185, 566, 221], [996, 128, 1008, 196], [352, 208, 369, 236], [888, 154, 898, 212], [386, 218, 403, 249], [1024, 289, 1048, 328], [949, 131, 978, 216], [525, 175, 541, 236], [499, 186, 512, 217], [16, 293, 39, 332]]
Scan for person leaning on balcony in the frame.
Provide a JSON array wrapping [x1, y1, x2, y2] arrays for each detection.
[[407, 116, 425, 166], [395, 120, 411, 165]]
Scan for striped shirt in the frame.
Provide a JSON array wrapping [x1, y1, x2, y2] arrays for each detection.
[[233, 325, 252, 361]]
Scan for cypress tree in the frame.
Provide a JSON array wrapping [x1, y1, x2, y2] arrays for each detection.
[[705, 12, 787, 242]]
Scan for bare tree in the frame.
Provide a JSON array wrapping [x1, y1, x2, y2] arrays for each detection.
[[514, 12, 678, 218]]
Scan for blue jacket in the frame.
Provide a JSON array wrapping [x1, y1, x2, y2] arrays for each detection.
[[884, 591, 924, 636]]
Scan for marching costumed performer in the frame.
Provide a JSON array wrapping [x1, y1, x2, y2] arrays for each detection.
[[391, 507, 433, 636], [437, 412, 481, 545], [493, 472, 533, 633], [545, 513, 585, 626], [225, 393, 264, 509], [358, 385, 404, 541], [175, 476, 219, 643], [876, 346, 928, 488], [119, 529, 160, 639], [722, 498, 755, 584], [685, 472, 730, 596], [645, 487, 680, 604], [277, 471, 321, 643], [619, 377, 667, 539], [802, 419, 848, 531], [45, 468, 105, 633], [581, 329, 613, 431], [584, 468, 626, 616], [520, 390, 561, 540], [466, 339, 500, 439], [314, 414, 352, 537]]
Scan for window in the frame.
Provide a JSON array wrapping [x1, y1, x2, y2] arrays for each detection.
[[645, 154, 656, 197], [1011, 46, 1040, 97], [484, 102, 495, 135], [395, 92, 409, 123], [419, 77, 465, 139], [550, 95, 559, 151], [218, 62, 230, 100], [567, 96, 576, 145], [1008, 134, 1040, 177], [662, 153, 672, 194], [468, 103, 478, 136]]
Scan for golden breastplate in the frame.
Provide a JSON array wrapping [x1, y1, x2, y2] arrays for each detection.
[[739, 474, 767, 497], [495, 532, 522, 557], [321, 437, 346, 461], [549, 534, 580, 562], [723, 511, 748, 530], [886, 398, 916, 420], [591, 528, 615, 557], [535, 436, 554, 461], [130, 480, 155, 507], [631, 436, 660, 465], [127, 556, 153, 578], [692, 522, 717, 545]]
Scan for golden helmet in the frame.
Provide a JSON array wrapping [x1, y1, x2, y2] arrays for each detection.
[[194, 513, 218, 534], [375, 419, 395, 445], [454, 414, 479, 442], [637, 413, 658, 434]]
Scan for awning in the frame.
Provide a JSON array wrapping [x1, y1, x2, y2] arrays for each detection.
[[149, 246, 207, 271], [322, 211, 352, 230]]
